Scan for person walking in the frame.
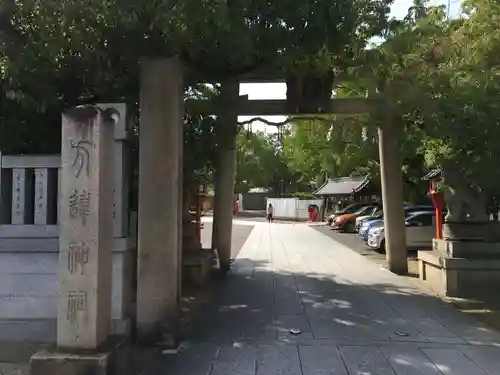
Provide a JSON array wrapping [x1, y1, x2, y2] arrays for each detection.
[[267, 203, 274, 223]]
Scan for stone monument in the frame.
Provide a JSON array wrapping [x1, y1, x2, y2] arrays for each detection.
[[30, 105, 127, 374], [418, 167, 500, 297]]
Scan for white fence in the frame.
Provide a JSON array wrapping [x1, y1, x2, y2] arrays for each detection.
[[266, 198, 323, 220], [0, 103, 130, 236]]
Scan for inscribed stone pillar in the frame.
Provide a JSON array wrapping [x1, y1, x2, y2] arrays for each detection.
[[212, 80, 239, 270], [0, 152, 7, 225], [34, 168, 57, 225], [378, 109, 408, 274], [57, 105, 115, 349], [136, 57, 183, 345], [11, 168, 34, 224]]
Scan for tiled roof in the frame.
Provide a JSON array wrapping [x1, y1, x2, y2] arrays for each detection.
[[421, 168, 442, 181], [313, 176, 371, 196]]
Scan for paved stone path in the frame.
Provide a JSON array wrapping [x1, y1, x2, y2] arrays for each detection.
[[201, 219, 255, 258], [149, 221, 500, 375]]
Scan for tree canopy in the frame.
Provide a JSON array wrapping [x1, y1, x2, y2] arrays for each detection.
[[0, 0, 394, 185], [365, 0, 500, 197], [237, 0, 500, 206], [3, 0, 500, 208], [1, 0, 394, 105]]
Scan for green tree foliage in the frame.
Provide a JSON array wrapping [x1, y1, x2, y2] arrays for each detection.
[[1, 0, 394, 108], [276, 0, 500, 202], [240, 0, 500, 202], [235, 128, 314, 194], [283, 116, 379, 184], [0, 0, 394, 190], [235, 130, 283, 193], [418, 0, 500, 197], [366, 0, 500, 197], [6, 0, 500, 206]]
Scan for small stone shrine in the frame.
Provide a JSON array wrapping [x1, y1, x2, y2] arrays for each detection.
[[418, 168, 500, 297]]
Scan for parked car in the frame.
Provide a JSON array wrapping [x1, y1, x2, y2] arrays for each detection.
[[358, 205, 434, 240], [355, 210, 383, 232], [366, 211, 443, 252], [326, 202, 376, 225], [356, 205, 434, 232], [359, 217, 384, 241], [332, 204, 381, 232]]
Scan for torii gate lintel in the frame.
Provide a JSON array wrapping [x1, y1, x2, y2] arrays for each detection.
[[187, 96, 375, 117]]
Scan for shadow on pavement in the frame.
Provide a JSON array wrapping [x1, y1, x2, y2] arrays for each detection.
[[311, 226, 500, 334], [145, 257, 500, 375], [312, 225, 420, 278], [178, 223, 255, 342]]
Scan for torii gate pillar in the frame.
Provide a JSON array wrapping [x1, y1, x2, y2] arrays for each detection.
[[212, 80, 239, 271], [378, 111, 408, 274], [136, 57, 184, 345]]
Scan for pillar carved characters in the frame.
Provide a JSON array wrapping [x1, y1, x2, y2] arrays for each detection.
[[57, 105, 117, 350]]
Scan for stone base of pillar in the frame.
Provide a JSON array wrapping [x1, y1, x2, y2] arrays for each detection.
[[135, 321, 180, 350], [30, 337, 130, 375], [183, 250, 213, 287], [418, 238, 500, 297]]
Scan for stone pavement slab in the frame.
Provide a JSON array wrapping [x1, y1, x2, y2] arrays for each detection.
[[0, 363, 28, 375], [148, 221, 500, 375]]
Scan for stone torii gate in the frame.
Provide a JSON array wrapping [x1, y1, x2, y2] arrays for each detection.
[[28, 57, 407, 375], [135, 56, 408, 345]]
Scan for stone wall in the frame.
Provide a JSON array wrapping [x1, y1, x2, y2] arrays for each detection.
[[0, 239, 135, 342]]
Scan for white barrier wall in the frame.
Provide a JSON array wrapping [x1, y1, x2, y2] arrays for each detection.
[[266, 198, 323, 220]]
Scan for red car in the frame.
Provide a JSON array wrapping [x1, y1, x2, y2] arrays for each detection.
[[332, 204, 381, 232], [327, 202, 377, 226]]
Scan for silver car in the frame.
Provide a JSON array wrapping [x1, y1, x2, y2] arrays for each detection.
[[355, 210, 383, 232], [367, 211, 441, 252]]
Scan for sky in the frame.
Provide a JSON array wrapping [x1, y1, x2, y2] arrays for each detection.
[[239, 0, 463, 134]]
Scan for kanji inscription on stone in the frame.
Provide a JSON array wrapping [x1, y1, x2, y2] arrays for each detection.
[[68, 188, 91, 225], [66, 290, 87, 323], [67, 242, 89, 275]]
